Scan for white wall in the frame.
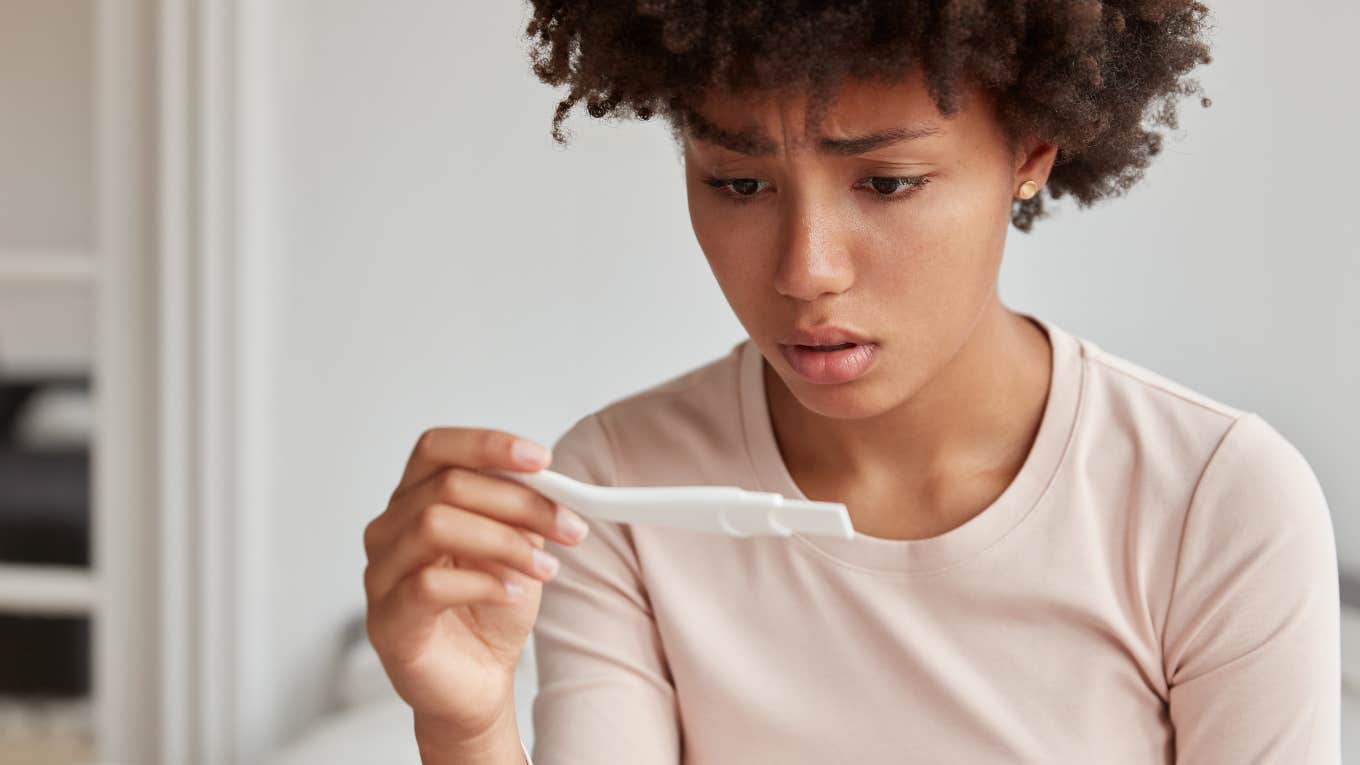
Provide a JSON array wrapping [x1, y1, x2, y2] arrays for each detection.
[[261, 0, 735, 748], [258, 0, 1358, 752]]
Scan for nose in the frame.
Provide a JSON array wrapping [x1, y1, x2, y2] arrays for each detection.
[[772, 192, 855, 302]]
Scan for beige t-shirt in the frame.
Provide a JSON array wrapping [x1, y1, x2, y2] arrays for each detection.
[[525, 313, 1341, 764]]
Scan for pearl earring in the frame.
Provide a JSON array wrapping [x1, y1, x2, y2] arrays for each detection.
[[1017, 180, 1039, 200]]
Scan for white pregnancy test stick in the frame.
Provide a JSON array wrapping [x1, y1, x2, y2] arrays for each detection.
[[480, 467, 854, 539]]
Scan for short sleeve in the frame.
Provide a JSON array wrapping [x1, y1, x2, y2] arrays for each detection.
[[528, 412, 681, 764], [1163, 412, 1342, 763]]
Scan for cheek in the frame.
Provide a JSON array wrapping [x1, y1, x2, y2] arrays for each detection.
[[685, 206, 760, 313], [686, 181, 733, 250], [687, 194, 769, 275], [863, 183, 1008, 304]]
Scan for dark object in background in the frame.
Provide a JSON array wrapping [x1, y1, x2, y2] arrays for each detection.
[[0, 377, 89, 566], [0, 377, 92, 697], [0, 446, 88, 566], [0, 614, 89, 695], [0, 381, 37, 437]]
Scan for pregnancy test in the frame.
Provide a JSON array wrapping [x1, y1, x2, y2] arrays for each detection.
[[480, 467, 854, 539]]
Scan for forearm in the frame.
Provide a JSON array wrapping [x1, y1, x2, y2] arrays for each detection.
[[414, 704, 527, 765]]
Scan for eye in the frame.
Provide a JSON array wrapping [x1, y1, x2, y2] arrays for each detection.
[[856, 176, 931, 202], [702, 176, 769, 202]]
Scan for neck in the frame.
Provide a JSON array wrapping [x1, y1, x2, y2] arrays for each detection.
[[765, 299, 1052, 508]]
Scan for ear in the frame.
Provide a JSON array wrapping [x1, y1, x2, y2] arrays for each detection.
[[1013, 137, 1058, 189]]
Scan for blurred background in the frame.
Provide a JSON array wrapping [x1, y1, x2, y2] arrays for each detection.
[[0, 0, 1355, 763]]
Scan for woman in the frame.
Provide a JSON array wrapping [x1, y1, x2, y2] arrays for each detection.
[[362, 2, 1341, 763]]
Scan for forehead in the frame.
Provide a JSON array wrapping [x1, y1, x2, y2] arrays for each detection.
[[685, 69, 983, 156]]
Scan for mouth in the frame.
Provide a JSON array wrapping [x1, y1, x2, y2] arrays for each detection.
[[794, 342, 858, 352], [779, 341, 880, 385], [780, 325, 874, 347]]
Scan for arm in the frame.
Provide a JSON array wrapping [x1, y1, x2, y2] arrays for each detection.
[[527, 412, 681, 764], [1163, 413, 1342, 763]]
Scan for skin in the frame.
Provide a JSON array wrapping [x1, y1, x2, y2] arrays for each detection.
[[682, 67, 1060, 540]]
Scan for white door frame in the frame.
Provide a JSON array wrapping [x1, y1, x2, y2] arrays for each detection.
[[92, 0, 158, 761], [95, 1, 273, 762]]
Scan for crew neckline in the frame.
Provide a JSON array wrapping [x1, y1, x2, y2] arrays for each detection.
[[737, 312, 1086, 575]]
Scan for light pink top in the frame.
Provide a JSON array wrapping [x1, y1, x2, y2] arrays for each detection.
[[524, 314, 1341, 763]]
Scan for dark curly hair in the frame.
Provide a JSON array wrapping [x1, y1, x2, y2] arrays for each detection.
[[521, 1, 1215, 232]]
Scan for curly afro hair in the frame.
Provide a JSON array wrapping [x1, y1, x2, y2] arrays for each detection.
[[521, 1, 1216, 232]]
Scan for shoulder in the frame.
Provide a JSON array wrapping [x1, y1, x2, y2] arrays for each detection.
[[1067, 338, 1337, 682], [1075, 332, 1330, 516], [1185, 410, 1331, 543], [1064, 332, 1332, 565], [1078, 334, 1246, 427], [1074, 334, 1326, 506], [1159, 408, 1338, 685], [1069, 335, 1248, 487]]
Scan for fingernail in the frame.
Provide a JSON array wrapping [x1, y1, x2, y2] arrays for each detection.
[[533, 548, 559, 577], [502, 578, 523, 601], [554, 503, 589, 541], [513, 439, 549, 467]]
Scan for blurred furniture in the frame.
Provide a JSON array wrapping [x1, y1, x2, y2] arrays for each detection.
[[0, 380, 93, 699]]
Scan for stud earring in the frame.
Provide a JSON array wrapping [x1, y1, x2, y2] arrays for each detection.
[[1017, 180, 1039, 200]]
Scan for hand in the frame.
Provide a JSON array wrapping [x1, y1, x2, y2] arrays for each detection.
[[363, 427, 590, 741]]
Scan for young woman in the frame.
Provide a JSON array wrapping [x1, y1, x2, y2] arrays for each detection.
[[362, 2, 1341, 763]]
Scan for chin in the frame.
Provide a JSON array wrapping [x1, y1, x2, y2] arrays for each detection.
[[782, 369, 894, 418]]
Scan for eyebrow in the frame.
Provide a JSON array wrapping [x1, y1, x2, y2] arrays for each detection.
[[686, 112, 944, 157]]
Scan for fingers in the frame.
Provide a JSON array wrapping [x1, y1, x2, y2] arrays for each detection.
[[361, 426, 577, 654], [366, 465, 587, 555], [456, 556, 540, 596], [394, 427, 552, 498], [366, 565, 518, 659], [364, 503, 562, 602]]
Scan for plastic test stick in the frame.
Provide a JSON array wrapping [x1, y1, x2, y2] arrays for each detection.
[[480, 467, 854, 539]]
